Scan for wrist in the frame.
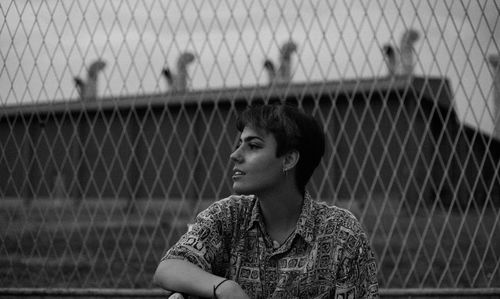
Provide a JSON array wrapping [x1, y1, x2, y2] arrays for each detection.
[[212, 278, 235, 299]]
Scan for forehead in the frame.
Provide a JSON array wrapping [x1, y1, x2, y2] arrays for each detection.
[[240, 126, 274, 141]]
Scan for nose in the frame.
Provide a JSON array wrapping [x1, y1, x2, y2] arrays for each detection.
[[230, 145, 243, 163]]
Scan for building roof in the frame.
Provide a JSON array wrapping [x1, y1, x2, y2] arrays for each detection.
[[1, 76, 453, 116]]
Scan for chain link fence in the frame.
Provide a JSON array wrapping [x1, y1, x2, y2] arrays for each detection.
[[1, 0, 500, 295]]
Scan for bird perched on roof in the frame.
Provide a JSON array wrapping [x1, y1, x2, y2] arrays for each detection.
[[74, 59, 106, 101], [382, 44, 397, 76], [162, 52, 196, 92], [263, 40, 298, 85], [382, 29, 420, 76], [488, 54, 500, 137], [489, 54, 500, 76]]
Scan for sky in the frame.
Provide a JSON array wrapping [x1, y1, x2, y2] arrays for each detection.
[[1, 0, 499, 134]]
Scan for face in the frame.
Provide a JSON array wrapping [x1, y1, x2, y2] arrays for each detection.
[[230, 126, 284, 196]]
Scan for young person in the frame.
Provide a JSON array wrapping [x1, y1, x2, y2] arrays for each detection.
[[154, 104, 379, 298]]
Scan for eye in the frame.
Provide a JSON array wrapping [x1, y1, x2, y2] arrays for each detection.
[[248, 143, 261, 150]]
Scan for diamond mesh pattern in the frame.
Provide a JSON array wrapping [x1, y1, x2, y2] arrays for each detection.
[[1, 0, 500, 291]]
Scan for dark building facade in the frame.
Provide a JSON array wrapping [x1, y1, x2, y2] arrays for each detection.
[[1, 76, 499, 208]]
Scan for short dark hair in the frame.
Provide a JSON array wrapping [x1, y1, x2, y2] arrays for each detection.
[[236, 103, 325, 194]]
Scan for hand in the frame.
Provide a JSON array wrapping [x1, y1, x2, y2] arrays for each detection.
[[168, 293, 184, 299], [215, 280, 250, 299]]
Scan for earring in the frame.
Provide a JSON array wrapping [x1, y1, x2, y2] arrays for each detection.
[[283, 166, 288, 176]]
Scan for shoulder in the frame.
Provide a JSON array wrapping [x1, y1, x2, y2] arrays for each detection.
[[312, 200, 366, 237], [312, 200, 358, 221]]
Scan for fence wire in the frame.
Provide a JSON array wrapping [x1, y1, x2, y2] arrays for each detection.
[[1, 0, 500, 293]]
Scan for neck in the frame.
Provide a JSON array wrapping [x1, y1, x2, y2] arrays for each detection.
[[257, 182, 303, 234]]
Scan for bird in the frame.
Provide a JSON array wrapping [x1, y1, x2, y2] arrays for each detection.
[[488, 54, 500, 137], [263, 59, 276, 84], [399, 29, 420, 75], [489, 54, 500, 76], [73, 77, 85, 97], [73, 59, 107, 101], [161, 52, 196, 92], [382, 44, 397, 76], [263, 40, 298, 85], [382, 29, 420, 76]]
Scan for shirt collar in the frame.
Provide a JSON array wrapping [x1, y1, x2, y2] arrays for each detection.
[[295, 191, 315, 244], [248, 196, 262, 231], [247, 191, 315, 244]]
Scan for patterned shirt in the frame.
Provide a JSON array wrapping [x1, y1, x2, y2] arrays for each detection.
[[162, 193, 379, 298]]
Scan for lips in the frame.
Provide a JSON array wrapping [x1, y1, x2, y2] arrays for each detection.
[[232, 169, 246, 179]]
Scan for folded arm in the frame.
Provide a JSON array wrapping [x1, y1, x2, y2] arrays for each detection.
[[153, 259, 249, 299]]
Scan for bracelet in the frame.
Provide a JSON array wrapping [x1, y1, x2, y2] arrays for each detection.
[[212, 278, 230, 299]]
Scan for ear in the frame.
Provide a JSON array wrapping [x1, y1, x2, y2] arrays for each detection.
[[282, 150, 300, 172]]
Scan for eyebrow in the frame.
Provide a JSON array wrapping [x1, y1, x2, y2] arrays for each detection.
[[239, 135, 264, 143]]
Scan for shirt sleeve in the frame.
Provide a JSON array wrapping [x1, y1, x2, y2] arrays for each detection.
[[354, 231, 380, 298], [334, 212, 379, 299], [161, 199, 230, 273]]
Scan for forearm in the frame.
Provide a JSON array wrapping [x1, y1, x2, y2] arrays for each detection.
[[153, 259, 224, 298]]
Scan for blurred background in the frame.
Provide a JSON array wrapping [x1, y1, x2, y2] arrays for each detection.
[[1, 0, 499, 297]]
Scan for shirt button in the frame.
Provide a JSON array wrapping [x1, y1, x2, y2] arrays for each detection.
[[272, 240, 280, 249]]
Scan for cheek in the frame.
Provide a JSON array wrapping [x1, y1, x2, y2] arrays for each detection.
[[254, 158, 283, 181], [253, 153, 281, 172]]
